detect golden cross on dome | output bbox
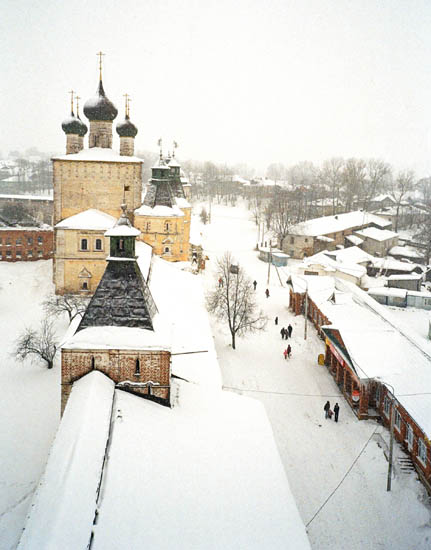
[69,90,75,114]
[75,95,81,116]
[97,51,105,80]
[123,93,130,117]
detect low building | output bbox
[0,194,53,225]
[0,226,53,262]
[354,227,398,257]
[387,273,422,292]
[389,245,425,264]
[284,211,391,259]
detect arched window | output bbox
[95,238,102,251]
[118,238,124,251]
[135,359,140,375]
[81,238,88,251]
[82,281,89,291]
[91,357,95,370]
[164,222,169,232]
[164,247,170,254]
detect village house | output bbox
[353,227,399,257]
[289,275,431,492]
[284,211,391,259]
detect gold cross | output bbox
[76,95,81,116]
[69,90,75,114]
[123,93,129,116]
[97,51,105,80]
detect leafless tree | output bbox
[200,206,209,224]
[362,159,391,211]
[391,170,415,232]
[14,318,58,369]
[206,252,267,349]
[43,294,89,323]
[270,191,292,249]
[342,158,367,211]
[319,158,344,215]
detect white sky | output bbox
[2,0,431,175]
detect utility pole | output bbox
[304,279,308,340]
[386,383,396,491]
[267,240,272,285]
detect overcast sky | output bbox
[2,0,431,175]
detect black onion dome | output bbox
[76,115,88,137]
[61,113,83,135]
[83,80,118,121]
[116,115,138,137]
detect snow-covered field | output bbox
[197,199,431,550]
[1,200,431,549]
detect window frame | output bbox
[418,438,427,465]
[94,238,103,251]
[383,395,391,417]
[80,238,88,251]
[394,409,401,431]
[406,423,413,450]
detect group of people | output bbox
[323,401,340,422]
[279,324,293,340]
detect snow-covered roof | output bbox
[387,273,422,281]
[345,234,363,245]
[55,209,116,230]
[290,211,391,237]
[136,240,152,280]
[327,246,374,265]
[19,373,310,550]
[355,227,398,242]
[0,193,53,201]
[318,279,431,436]
[62,323,170,351]
[371,194,395,203]
[104,224,140,237]
[134,204,185,217]
[175,197,191,208]
[52,147,143,164]
[389,246,423,259]
[370,257,420,273]
[367,287,407,298]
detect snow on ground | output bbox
[197,199,431,550]
[0,261,65,550]
[386,306,431,356]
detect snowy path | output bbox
[199,201,431,550]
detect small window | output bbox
[164,247,170,253]
[418,438,427,464]
[95,238,102,251]
[406,424,413,450]
[27,237,33,245]
[118,239,124,251]
[135,359,140,375]
[6,250,11,257]
[290,237,294,244]
[82,281,89,291]
[0,237,2,245]
[395,409,401,430]
[38,250,43,258]
[81,238,88,251]
[16,237,22,245]
[164,222,169,232]
[376,385,381,405]
[16,251,22,258]
[146,222,151,232]
[6,238,11,246]
[304,238,308,243]
[37,236,43,244]
[28,250,33,258]
[91,357,95,370]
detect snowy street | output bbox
[199,201,431,550]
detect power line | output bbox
[305,426,378,529]
[223,385,342,398]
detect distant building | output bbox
[353,227,399,257]
[0,226,53,262]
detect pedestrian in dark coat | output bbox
[280,327,286,339]
[253,280,257,290]
[265,288,270,298]
[287,324,293,338]
[287,344,292,358]
[324,400,330,419]
[334,403,340,422]
[275,316,278,325]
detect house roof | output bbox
[55,209,116,230]
[355,227,398,242]
[52,147,143,164]
[290,211,391,237]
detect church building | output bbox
[52,54,191,294]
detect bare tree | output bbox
[391,170,415,232]
[200,206,209,225]
[362,159,391,211]
[270,191,292,249]
[319,158,344,215]
[342,158,367,211]
[43,294,88,322]
[14,318,58,369]
[206,252,267,349]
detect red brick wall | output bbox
[61,348,171,413]
[0,228,53,262]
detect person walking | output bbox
[275,316,278,325]
[287,344,292,358]
[218,277,223,288]
[324,400,330,419]
[253,280,257,290]
[265,288,270,298]
[283,348,288,360]
[334,403,340,422]
[287,324,293,338]
[280,327,286,340]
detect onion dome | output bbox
[116,115,138,138]
[61,112,84,135]
[83,80,118,121]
